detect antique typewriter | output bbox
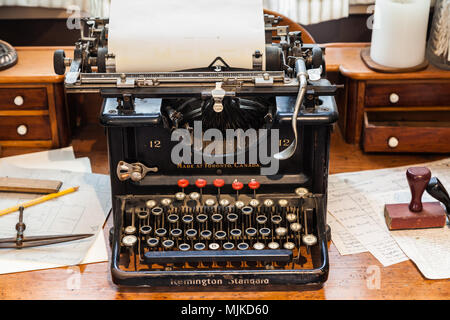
[54,13,338,290]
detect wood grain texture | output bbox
[0,87,48,110]
[0,115,52,140]
[0,124,448,300]
[0,177,62,194]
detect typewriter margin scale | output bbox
[54,15,338,291]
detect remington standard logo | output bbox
[171,121,280,175]
[169,278,270,287]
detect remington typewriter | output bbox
[54,8,338,290]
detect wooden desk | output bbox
[0,124,448,300]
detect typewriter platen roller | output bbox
[56,0,338,290]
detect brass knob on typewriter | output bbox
[286,213,297,223]
[295,187,309,198]
[161,198,172,207]
[146,200,157,209]
[290,222,302,232]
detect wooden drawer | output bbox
[365,81,450,108]
[0,87,48,110]
[0,116,52,140]
[363,111,450,153]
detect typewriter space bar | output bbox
[144,250,292,264]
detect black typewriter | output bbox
[54,14,338,291]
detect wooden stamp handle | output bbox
[407,167,431,212]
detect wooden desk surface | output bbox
[0,124,448,300]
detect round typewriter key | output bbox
[241,206,253,215]
[271,215,282,224]
[278,199,289,207]
[170,228,182,238]
[147,237,159,247]
[186,229,197,238]
[235,201,245,210]
[211,214,223,223]
[253,242,265,250]
[249,199,260,208]
[223,242,234,250]
[302,234,318,246]
[200,230,212,240]
[124,225,136,235]
[189,192,200,201]
[137,208,149,219]
[286,213,297,223]
[219,199,230,207]
[205,198,216,206]
[290,222,302,232]
[160,198,172,207]
[139,225,152,235]
[155,228,167,237]
[263,199,274,207]
[167,214,179,224]
[208,242,220,250]
[283,241,295,250]
[162,239,175,249]
[151,206,163,216]
[179,243,190,251]
[175,192,186,201]
[122,235,137,247]
[295,187,309,197]
[182,215,193,224]
[227,213,238,223]
[196,214,208,223]
[194,242,206,251]
[237,242,249,250]
[256,215,267,224]
[268,241,280,249]
[275,227,288,237]
[245,227,257,237]
[146,199,157,209]
[215,231,227,240]
[259,228,271,237]
[230,229,242,238]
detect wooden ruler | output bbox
[0,177,62,194]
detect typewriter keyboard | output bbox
[117,179,322,271]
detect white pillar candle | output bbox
[370,0,431,68]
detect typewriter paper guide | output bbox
[108,0,267,72]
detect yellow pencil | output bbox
[0,186,79,217]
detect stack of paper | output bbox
[328,158,450,279]
[0,147,111,274]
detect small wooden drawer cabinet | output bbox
[325,44,450,153]
[0,47,70,148]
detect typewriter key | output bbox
[290,222,302,232]
[211,214,223,223]
[155,228,167,237]
[302,234,317,246]
[160,198,172,207]
[223,242,234,250]
[208,243,220,250]
[170,228,182,238]
[275,227,288,237]
[237,242,249,250]
[271,215,283,225]
[232,179,244,200]
[200,230,212,240]
[186,229,197,238]
[295,187,309,197]
[241,206,253,215]
[286,213,297,223]
[283,241,295,250]
[278,199,288,207]
[249,199,260,208]
[139,225,152,235]
[179,243,190,251]
[245,227,257,237]
[268,241,280,249]
[147,237,159,248]
[167,214,179,224]
[263,199,274,207]
[253,242,265,250]
[194,242,206,251]
[151,207,163,216]
[196,214,208,223]
[230,229,242,238]
[182,215,193,224]
[226,213,238,223]
[175,192,186,201]
[122,235,137,247]
[256,215,267,225]
[259,228,271,237]
[215,231,227,240]
[146,200,157,209]
[189,192,200,201]
[219,199,230,207]
[124,226,136,235]
[162,239,175,249]
[137,208,149,220]
[205,198,216,206]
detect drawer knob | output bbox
[17,125,28,136]
[388,136,399,148]
[389,93,399,104]
[14,96,24,106]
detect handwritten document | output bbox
[327,214,367,255]
[328,158,450,278]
